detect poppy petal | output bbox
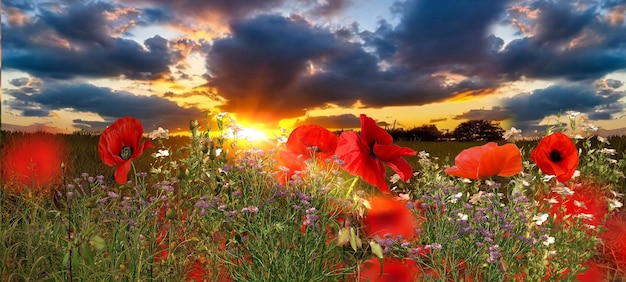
[358,158,389,193]
[359,257,420,282]
[360,114,393,146]
[530,132,578,182]
[114,160,132,184]
[364,196,420,240]
[457,143,496,168]
[372,144,416,182]
[445,142,522,180]
[132,140,153,159]
[286,124,338,159]
[444,166,481,180]
[336,131,390,193]
[386,157,414,182]
[445,143,497,180]
[373,143,418,161]
[98,134,118,166]
[479,143,522,178]
[106,130,125,162]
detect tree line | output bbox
[384,120,506,141]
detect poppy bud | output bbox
[177,164,187,180]
[208,140,218,160]
[189,120,199,131]
[166,208,177,220]
[202,140,211,155]
[85,198,98,209]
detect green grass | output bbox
[2,130,626,281]
[2,130,625,189]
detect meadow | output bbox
[1,114,626,281]
[2,130,625,189]
[2,131,516,185]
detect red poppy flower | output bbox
[530,132,578,182]
[543,261,606,282]
[363,196,421,240]
[359,257,420,282]
[276,124,338,183]
[98,117,153,184]
[186,260,206,282]
[599,211,626,271]
[444,142,522,180]
[286,124,338,161]
[1,133,66,193]
[575,261,606,282]
[547,183,608,228]
[336,114,416,194]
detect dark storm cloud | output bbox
[124,0,349,23]
[3,98,48,117]
[502,83,622,122]
[589,101,625,120]
[9,78,29,87]
[207,14,494,123]
[293,113,361,129]
[2,0,35,10]
[141,7,173,24]
[307,0,351,17]
[391,0,508,69]
[495,1,626,81]
[361,20,396,60]
[1,2,176,80]
[40,1,114,47]
[606,79,624,89]
[125,0,286,20]
[530,1,595,47]
[4,81,205,132]
[429,117,448,123]
[453,107,511,121]
[206,15,339,121]
[3,0,626,133]
[496,38,626,81]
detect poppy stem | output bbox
[346,177,359,197]
[131,161,137,185]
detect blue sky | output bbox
[2,0,626,135]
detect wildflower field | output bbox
[1,113,626,281]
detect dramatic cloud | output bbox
[207,14,494,123]
[2,0,626,133]
[4,80,204,132]
[496,1,626,81]
[206,15,339,122]
[2,2,176,80]
[292,114,361,129]
[429,117,448,123]
[391,0,508,69]
[124,0,349,28]
[502,83,624,123]
[453,107,511,121]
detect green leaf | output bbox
[81,242,94,266]
[337,227,350,246]
[89,235,106,250]
[369,241,384,259]
[72,248,79,270]
[349,227,358,251]
[62,252,69,267]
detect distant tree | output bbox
[387,128,411,141]
[452,120,505,141]
[408,125,442,141]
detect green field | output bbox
[2,130,626,281]
[2,130,626,190]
